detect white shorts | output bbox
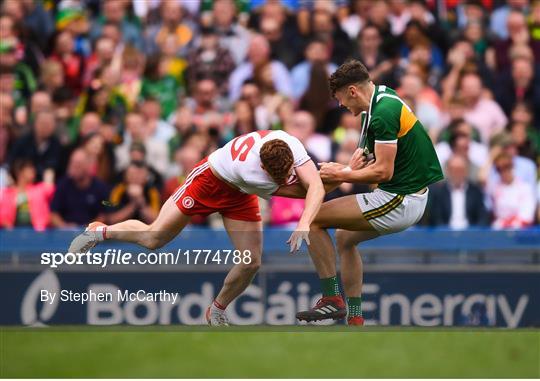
[356,188,429,235]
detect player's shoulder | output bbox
[372,86,404,111]
[371,86,406,121]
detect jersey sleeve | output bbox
[369,114,399,144]
[286,135,311,167]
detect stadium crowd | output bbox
[0,0,539,231]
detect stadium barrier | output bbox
[1,228,539,327]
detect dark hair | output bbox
[328,60,370,96]
[260,139,294,185]
[10,158,34,180]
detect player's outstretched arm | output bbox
[274,179,341,198]
[285,160,325,252]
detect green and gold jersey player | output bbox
[294,60,444,326]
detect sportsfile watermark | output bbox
[41,249,253,268]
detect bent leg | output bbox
[215,217,263,307]
[335,229,379,297]
[307,195,376,279]
[106,197,191,249]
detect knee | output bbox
[237,257,261,275]
[335,229,354,253]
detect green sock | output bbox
[347,297,362,317]
[320,276,340,297]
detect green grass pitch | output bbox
[1,326,538,378]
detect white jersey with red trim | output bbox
[208,130,311,199]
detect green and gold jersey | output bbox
[360,85,443,194]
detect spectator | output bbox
[8,110,61,181]
[162,144,203,200]
[211,0,251,65]
[355,24,398,87]
[140,55,182,120]
[185,77,232,134]
[83,36,116,88]
[489,152,536,229]
[257,1,303,69]
[80,132,115,184]
[144,1,195,57]
[0,92,14,162]
[495,52,540,126]
[238,80,273,130]
[253,62,288,129]
[291,37,338,101]
[50,30,85,94]
[107,161,160,225]
[435,119,488,179]
[298,61,337,133]
[230,100,257,138]
[89,0,142,50]
[458,72,508,144]
[0,159,55,231]
[310,7,352,65]
[398,73,443,139]
[484,133,537,196]
[186,27,236,96]
[39,60,66,97]
[428,155,490,229]
[140,98,175,144]
[494,10,540,70]
[490,0,529,40]
[340,0,371,39]
[285,110,335,163]
[509,121,540,161]
[115,112,169,178]
[228,34,293,102]
[50,149,109,227]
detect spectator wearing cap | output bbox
[488,152,536,229]
[0,159,55,231]
[50,148,110,227]
[187,27,236,96]
[428,155,490,229]
[229,34,292,102]
[107,161,160,225]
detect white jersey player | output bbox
[68,130,325,326]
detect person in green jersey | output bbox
[295,60,444,325]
